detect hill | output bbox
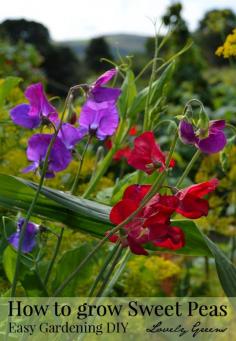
[60,34,149,58]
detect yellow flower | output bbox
[122,255,182,296]
[216,28,236,58]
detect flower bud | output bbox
[68,112,77,125]
[197,110,209,138]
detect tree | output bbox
[85,37,113,72]
[145,3,209,103]
[0,19,83,95]
[196,9,236,65]
[43,45,84,95]
[0,19,51,55]
[162,2,189,46]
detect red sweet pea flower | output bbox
[113,146,132,161]
[144,194,179,216]
[128,132,174,174]
[176,178,219,219]
[153,226,185,250]
[108,184,185,255]
[143,201,184,251]
[106,178,218,254]
[129,126,138,136]
[123,184,151,202]
[109,198,149,255]
[104,138,112,150]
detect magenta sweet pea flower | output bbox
[90,69,121,103]
[10,83,58,129]
[58,123,84,150]
[78,100,119,140]
[179,119,227,154]
[23,134,72,178]
[8,218,39,253]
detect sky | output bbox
[0,0,236,41]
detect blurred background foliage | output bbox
[0,2,236,297]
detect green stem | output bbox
[71,136,91,195]
[82,147,116,198]
[176,149,201,188]
[97,244,123,297]
[231,236,236,262]
[135,57,164,82]
[204,256,209,281]
[44,228,64,285]
[226,123,236,136]
[102,249,131,297]
[35,265,49,296]
[154,119,177,131]
[10,85,80,297]
[11,173,46,297]
[143,31,159,132]
[166,128,178,167]
[88,243,120,297]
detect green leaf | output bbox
[129,61,175,116]
[0,217,16,260]
[52,243,95,296]
[2,216,16,240]
[203,235,236,297]
[118,70,137,116]
[111,171,138,205]
[0,174,112,237]
[2,246,17,283]
[0,76,22,107]
[96,187,114,205]
[20,272,48,297]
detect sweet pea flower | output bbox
[104,139,132,161]
[179,119,227,154]
[109,196,174,255]
[58,123,83,150]
[10,83,58,129]
[113,146,132,161]
[8,218,39,253]
[128,132,175,174]
[107,184,185,255]
[176,178,219,219]
[90,69,121,103]
[23,134,72,178]
[153,226,185,251]
[78,100,119,140]
[129,125,138,136]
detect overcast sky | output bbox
[1,0,236,41]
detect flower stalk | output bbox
[88,243,120,297]
[176,149,201,188]
[10,85,80,297]
[71,135,92,195]
[96,244,123,297]
[44,227,64,285]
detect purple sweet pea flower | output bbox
[8,218,39,253]
[90,69,121,103]
[23,134,72,177]
[78,100,119,140]
[58,123,84,150]
[179,119,227,154]
[10,83,58,129]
